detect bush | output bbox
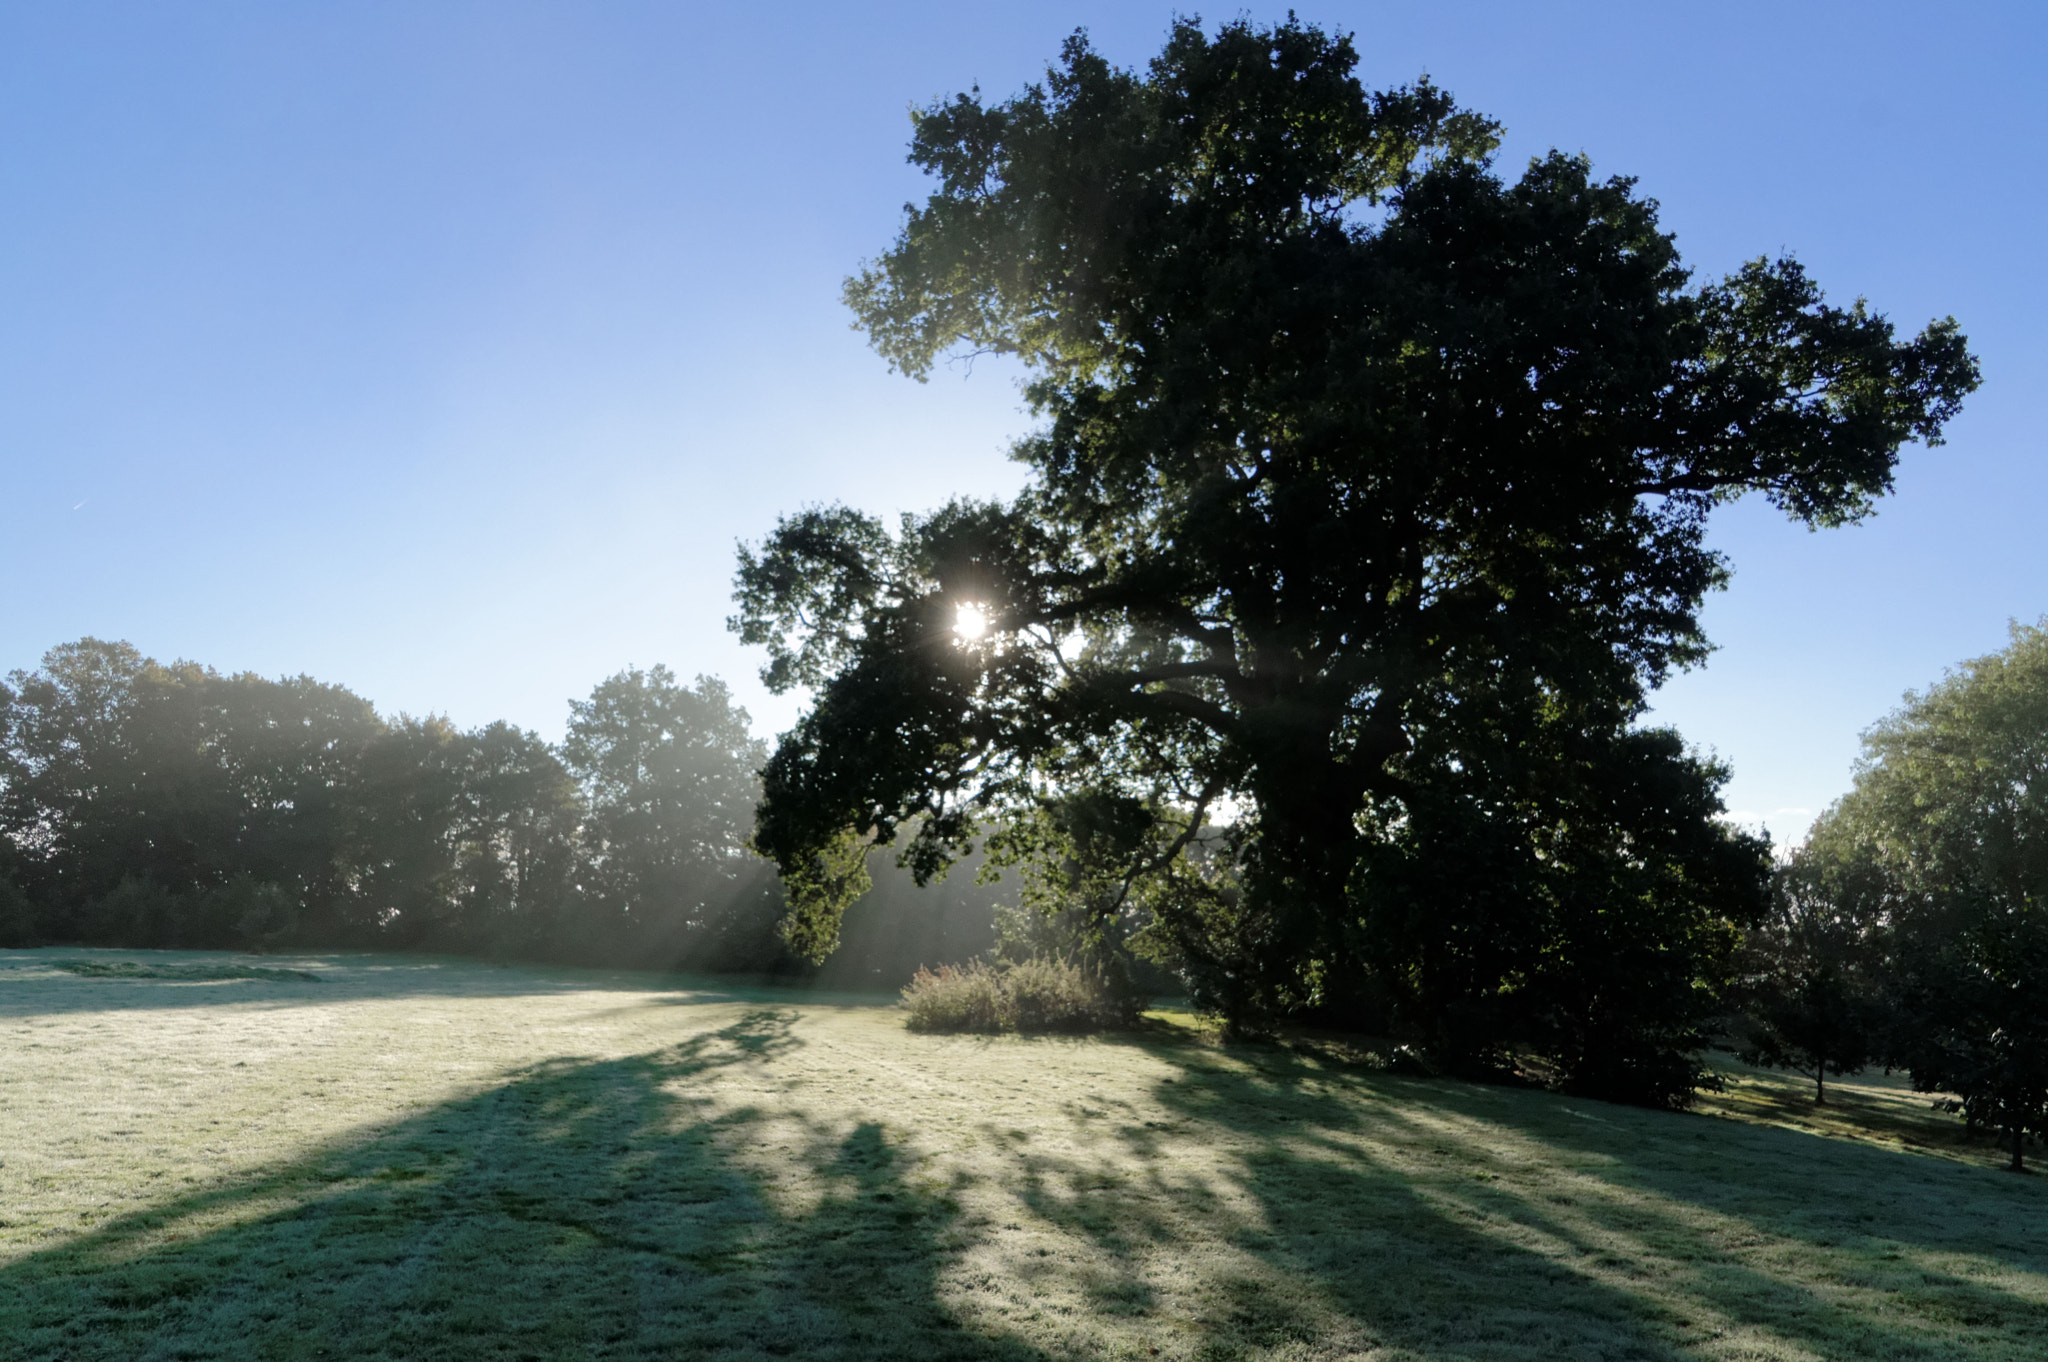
[901,960,1005,1032]
[901,956,1146,1034]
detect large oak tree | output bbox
[731,19,1977,1101]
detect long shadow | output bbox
[1699,1056,2033,1165]
[1457,1075,2048,1357]
[14,1004,2048,1360]
[995,1033,1694,1360]
[1077,1029,2048,1360]
[0,1010,1044,1362]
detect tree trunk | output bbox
[2010,1123,2026,1174]
[1225,756,1364,1024]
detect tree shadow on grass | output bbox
[1454,1079,2048,1358]
[15,1008,2048,1362]
[991,1036,1694,1360]
[1067,1030,2048,1360]
[1695,1055,2038,1167]
[0,1010,1042,1362]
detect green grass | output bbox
[1,949,2043,1360]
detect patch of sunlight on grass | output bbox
[1694,1053,2014,1169]
[2,947,2045,1360]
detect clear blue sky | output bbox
[3,2,2041,845]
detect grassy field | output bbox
[1,950,2043,1361]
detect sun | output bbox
[954,601,990,642]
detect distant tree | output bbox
[1734,843,1889,1103]
[0,639,803,971]
[343,715,467,947]
[0,638,167,917]
[0,639,493,950]
[448,721,584,953]
[0,640,395,945]
[562,667,776,965]
[199,669,388,928]
[0,796,37,947]
[1803,621,2048,1170]
[731,18,1976,1102]
[0,674,19,946]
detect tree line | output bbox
[0,637,1009,981]
[1737,622,2048,1170]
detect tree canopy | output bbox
[1797,622,2048,1169]
[731,18,1978,1102]
[1733,853,1888,1104]
[562,667,780,963]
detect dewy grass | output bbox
[1,949,2044,1361]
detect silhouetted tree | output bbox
[0,640,394,945]
[341,715,468,947]
[731,17,1977,1103]
[0,643,571,956]
[199,669,388,930]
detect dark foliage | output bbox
[1733,847,1889,1104]
[730,18,1975,1104]
[1794,622,2048,1169]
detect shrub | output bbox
[901,960,1005,1032]
[901,956,1146,1034]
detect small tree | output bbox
[984,791,1203,1006]
[1735,846,1887,1102]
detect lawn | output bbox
[1,949,2042,1361]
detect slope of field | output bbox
[1,949,2042,1361]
